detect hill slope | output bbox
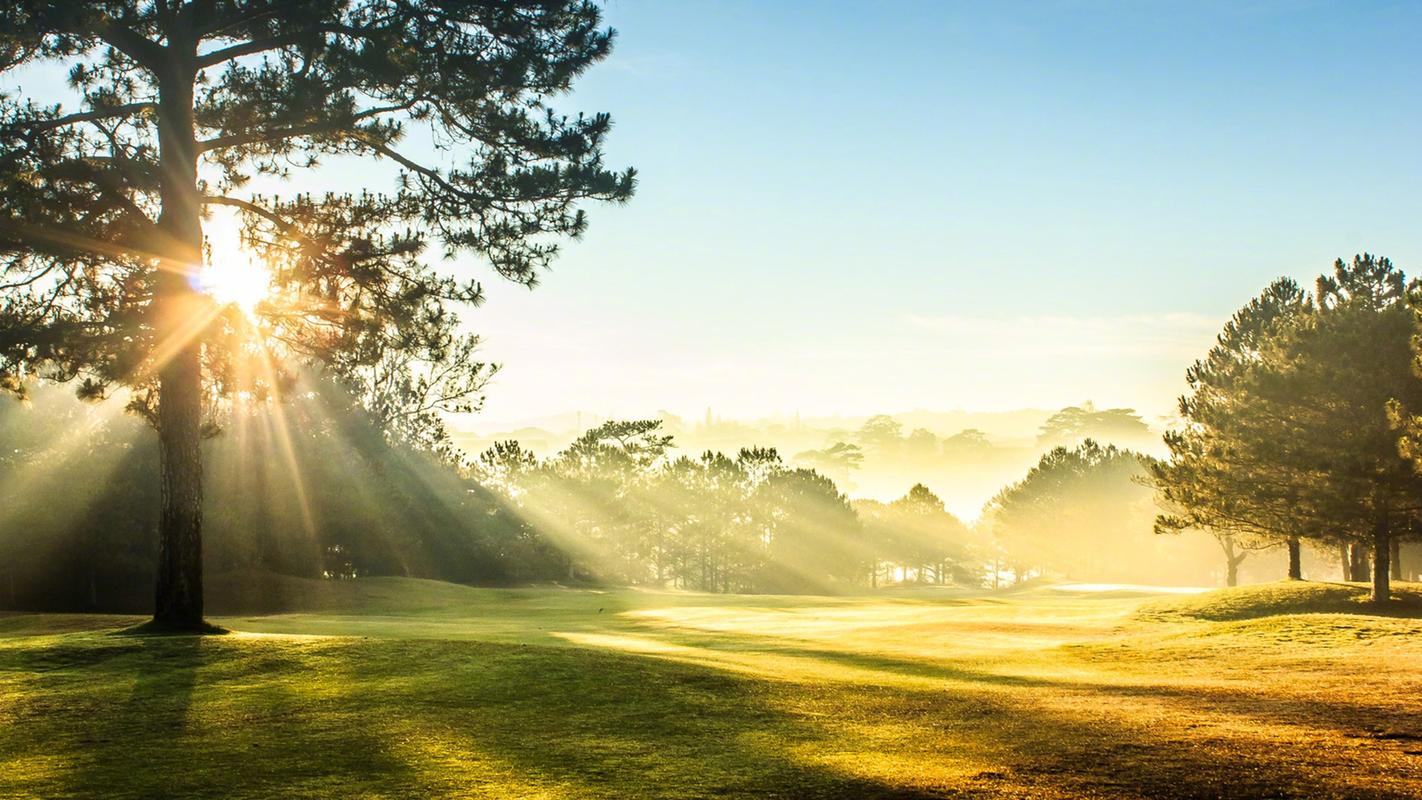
[1136,580,1422,622]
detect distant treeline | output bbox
[472,425,1237,593]
[3,387,1234,611]
[462,403,1163,519]
[4,388,1395,612]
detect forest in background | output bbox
[9,380,1407,612]
[451,403,1164,520]
[3,386,1203,610]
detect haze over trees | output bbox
[476,421,871,593]
[854,484,975,587]
[4,389,1263,613]
[0,1,634,629]
[1036,404,1154,450]
[983,440,1218,585]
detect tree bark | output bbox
[1339,543,1350,580]
[1286,537,1302,580]
[1371,519,1391,604]
[1347,541,1370,583]
[151,44,207,631]
[1218,535,1242,587]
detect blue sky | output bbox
[460,0,1421,429]
[8,1,1420,430]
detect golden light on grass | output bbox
[7,581,1422,797]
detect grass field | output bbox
[3,579,1422,799]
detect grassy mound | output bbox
[1136,580,1422,622]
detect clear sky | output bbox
[7,2,1419,432]
[458,0,1422,430]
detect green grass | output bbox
[1136,579,1422,622]
[4,577,1422,798]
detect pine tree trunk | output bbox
[151,50,207,631]
[1390,537,1402,582]
[1339,543,1350,580]
[1371,520,1391,604]
[1219,535,1241,587]
[1348,541,1369,583]
[1286,537,1302,580]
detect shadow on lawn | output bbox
[65,636,204,796]
[7,620,1422,799]
[334,637,956,798]
[3,635,422,799]
[623,624,1422,743]
[331,635,1420,800]
[7,632,945,798]
[542,620,1422,799]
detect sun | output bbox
[199,250,273,316]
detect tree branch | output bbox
[0,220,163,266]
[196,98,430,154]
[93,19,165,71]
[8,102,157,135]
[197,120,345,153]
[201,195,300,237]
[195,23,369,69]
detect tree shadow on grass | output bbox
[318,634,1418,800]
[1,633,423,799]
[698,633,1422,750]
[7,619,1422,799]
[612,610,1422,740]
[329,637,965,798]
[511,623,1422,799]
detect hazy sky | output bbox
[9,1,1421,431]
[456,0,1422,430]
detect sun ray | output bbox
[0,392,131,502]
[254,348,319,544]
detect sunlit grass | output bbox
[3,580,1422,798]
[1137,580,1422,622]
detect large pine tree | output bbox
[1155,256,1422,601]
[1152,278,1313,581]
[0,1,634,629]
